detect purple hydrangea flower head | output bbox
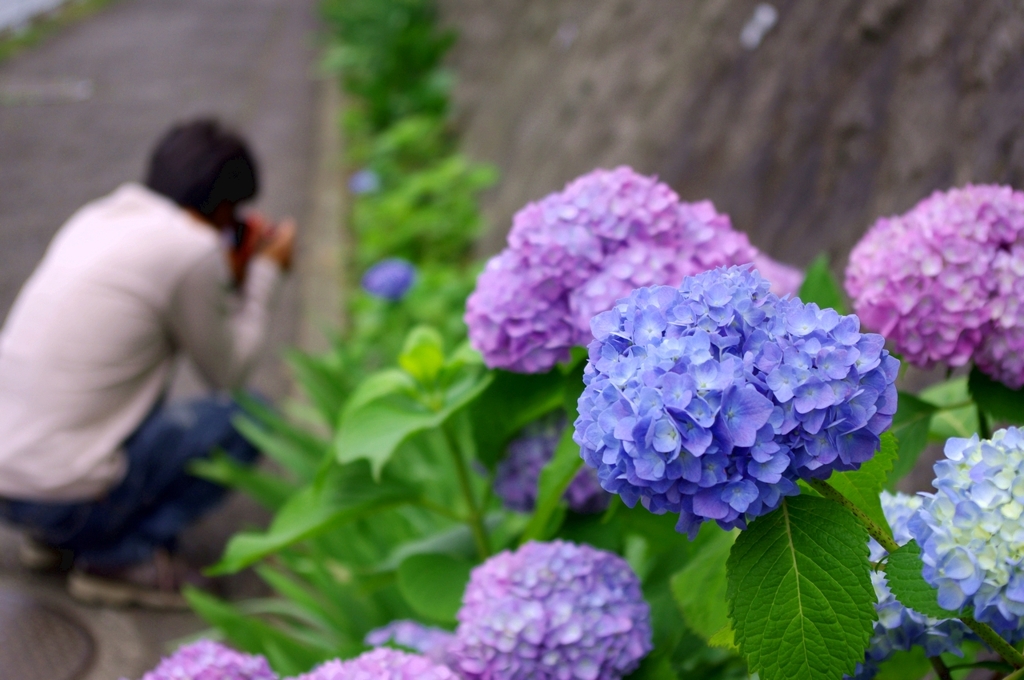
[494,412,610,514]
[846,184,1024,387]
[465,166,802,374]
[292,649,457,680]
[907,427,1024,633]
[449,540,652,680]
[133,640,276,680]
[844,492,971,680]
[574,266,899,537]
[362,258,416,301]
[364,620,455,662]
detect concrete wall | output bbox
[0,0,69,32]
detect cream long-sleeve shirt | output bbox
[0,183,281,501]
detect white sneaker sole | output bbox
[67,570,189,610]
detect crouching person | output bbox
[0,119,295,608]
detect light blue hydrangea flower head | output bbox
[361,258,416,301]
[494,412,609,514]
[845,492,970,680]
[908,427,1024,633]
[448,540,652,680]
[132,640,276,680]
[292,648,458,680]
[574,266,899,537]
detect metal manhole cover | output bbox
[0,587,94,680]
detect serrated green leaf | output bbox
[888,393,938,488]
[671,528,736,640]
[727,495,875,680]
[798,254,847,314]
[885,540,959,619]
[708,625,739,652]
[968,365,1024,425]
[397,552,473,623]
[826,431,898,534]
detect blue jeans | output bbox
[0,396,259,567]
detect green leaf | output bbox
[888,393,938,488]
[397,552,473,623]
[335,370,493,478]
[671,528,736,641]
[233,415,321,481]
[969,366,1024,425]
[873,647,931,680]
[398,326,446,384]
[184,587,329,675]
[342,368,416,419]
[468,368,566,468]
[189,452,295,510]
[827,430,898,534]
[708,625,739,652]
[726,495,876,680]
[798,254,847,314]
[520,423,583,543]
[885,540,959,619]
[209,461,417,574]
[921,377,978,440]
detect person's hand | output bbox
[258,217,296,272]
[227,211,270,286]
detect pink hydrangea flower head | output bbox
[449,540,652,680]
[134,640,276,680]
[846,184,1024,386]
[466,166,800,373]
[291,648,458,680]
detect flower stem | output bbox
[961,616,1024,670]
[1004,666,1024,680]
[806,479,899,553]
[442,424,491,560]
[928,656,953,680]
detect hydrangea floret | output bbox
[465,166,802,373]
[494,412,609,514]
[365,620,455,661]
[361,258,416,301]
[574,266,899,537]
[846,184,1024,387]
[131,640,277,680]
[448,540,652,680]
[846,492,970,680]
[908,427,1024,633]
[292,649,457,680]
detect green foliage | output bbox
[727,496,876,680]
[798,254,847,314]
[826,431,898,534]
[671,528,736,641]
[397,553,473,623]
[873,648,931,680]
[885,540,960,619]
[968,365,1024,426]
[920,376,978,440]
[888,393,937,488]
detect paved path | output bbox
[0,0,322,677]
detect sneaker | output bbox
[67,549,210,609]
[18,535,70,571]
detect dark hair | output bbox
[145,119,259,216]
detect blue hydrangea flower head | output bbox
[133,640,276,680]
[292,649,457,680]
[845,492,971,680]
[348,168,381,195]
[494,412,609,514]
[908,427,1024,633]
[574,266,899,537]
[449,540,652,680]
[362,258,416,301]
